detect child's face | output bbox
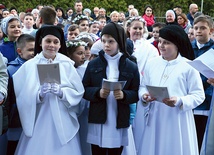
[69,46,85,68]
[67,29,80,41]
[119,13,125,21]
[129,21,144,42]
[152,27,160,41]
[10,9,17,15]
[89,23,99,34]
[0,29,3,39]
[101,34,119,57]
[23,15,34,29]
[98,19,106,30]
[193,21,212,44]
[188,28,195,42]
[7,20,22,40]
[158,37,178,61]
[18,41,35,60]
[85,47,91,60]
[111,14,119,22]
[41,35,61,60]
[79,20,89,32]
[2,10,9,18]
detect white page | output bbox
[102,79,126,91]
[146,85,170,102]
[187,48,214,78]
[37,63,61,85]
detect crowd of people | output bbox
[0,0,214,155]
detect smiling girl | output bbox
[13,25,84,155]
[136,25,204,155]
[0,16,22,63]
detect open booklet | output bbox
[146,85,170,102]
[102,79,126,91]
[37,63,61,85]
[187,48,214,78]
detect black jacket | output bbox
[83,51,140,128]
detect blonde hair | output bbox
[129,8,139,17]
[110,11,119,18]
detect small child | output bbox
[13,25,84,155]
[137,24,204,155]
[109,11,119,23]
[72,14,90,33]
[89,21,100,36]
[22,13,35,34]
[151,22,166,55]
[187,26,195,42]
[0,28,6,45]
[67,24,80,41]
[6,34,35,155]
[125,16,159,154]
[82,22,140,155]
[125,16,159,75]
[75,32,97,62]
[96,15,106,37]
[66,39,91,155]
[0,16,22,63]
[66,39,87,69]
[192,15,214,152]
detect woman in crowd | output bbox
[177,13,192,33]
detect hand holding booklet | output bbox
[37,63,61,85]
[102,79,126,91]
[187,48,214,78]
[146,85,170,102]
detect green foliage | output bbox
[1,0,214,18]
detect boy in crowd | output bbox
[6,34,35,155]
[22,13,35,34]
[191,15,214,152]
[67,24,80,41]
[96,15,106,37]
[151,22,166,55]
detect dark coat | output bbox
[83,50,140,128]
[192,39,214,110]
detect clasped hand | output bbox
[100,88,124,100]
[142,93,177,107]
[39,83,62,99]
[162,97,177,107]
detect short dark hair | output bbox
[96,15,106,20]
[16,34,35,49]
[24,12,34,19]
[75,0,82,4]
[68,24,79,31]
[9,6,17,12]
[39,6,56,25]
[152,22,166,29]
